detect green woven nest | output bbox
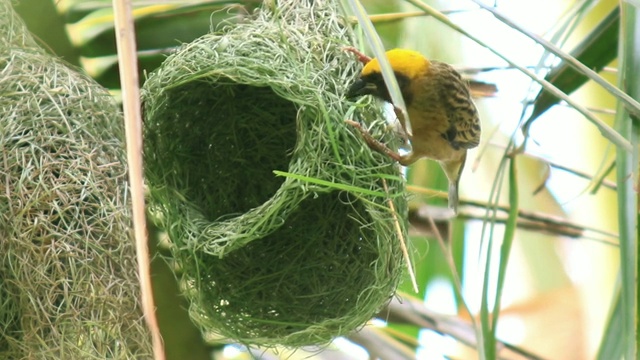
[0,1,152,358]
[143,1,408,347]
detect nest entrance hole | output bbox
[193,190,380,341]
[156,80,298,221]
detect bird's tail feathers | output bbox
[448,180,459,214]
[440,152,467,214]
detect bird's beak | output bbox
[346,79,377,99]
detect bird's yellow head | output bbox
[346,48,430,103]
[361,49,430,80]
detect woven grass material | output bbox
[143,0,408,348]
[0,1,152,358]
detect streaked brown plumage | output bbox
[346,48,481,213]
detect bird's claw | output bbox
[343,46,371,64]
[345,119,404,163]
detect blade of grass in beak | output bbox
[345,0,412,137]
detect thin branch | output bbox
[348,9,465,25]
[348,326,416,360]
[378,295,546,360]
[407,201,619,246]
[111,0,164,358]
[590,158,616,194]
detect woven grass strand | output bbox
[143,0,408,348]
[0,1,153,358]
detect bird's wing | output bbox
[435,62,481,150]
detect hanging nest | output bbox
[143,0,408,347]
[0,1,152,358]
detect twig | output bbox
[405,196,619,245]
[111,0,164,358]
[347,9,464,25]
[590,158,616,194]
[348,326,416,360]
[379,295,547,360]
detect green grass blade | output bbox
[344,0,412,136]
[490,158,519,338]
[527,6,619,122]
[469,3,639,124]
[596,290,624,360]
[610,2,640,359]
[478,156,510,359]
[273,170,397,198]
[479,156,518,359]
[545,0,599,48]
[479,240,494,360]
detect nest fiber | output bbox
[143,0,408,347]
[0,1,152,358]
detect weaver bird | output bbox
[345,48,481,213]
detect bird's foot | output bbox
[345,119,404,163]
[391,106,411,141]
[343,46,371,64]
